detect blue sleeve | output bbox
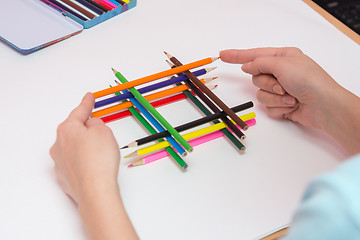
[281,154,360,240]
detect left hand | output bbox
[50,92,120,204]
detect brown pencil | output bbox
[165,52,249,131]
[59,0,97,19]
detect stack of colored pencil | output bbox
[41,0,131,21]
[91,53,255,169]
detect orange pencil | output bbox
[93,57,218,98]
[92,79,212,118]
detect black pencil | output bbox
[114,0,126,5]
[165,52,249,131]
[74,0,105,15]
[84,0,109,12]
[121,101,253,148]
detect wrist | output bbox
[318,84,360,155]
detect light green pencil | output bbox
[112,68,193,153]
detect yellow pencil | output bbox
[125,112,256,158]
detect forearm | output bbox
[321,85,360,156]
[78,182,139,240]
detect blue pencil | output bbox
[107,0,120,6]
[95,67,215,108]
[119,84,187,157]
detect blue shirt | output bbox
[281,154,360,240]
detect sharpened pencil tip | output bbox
[205,67,217,73]
[166,59,174,67]
[128,164,133,167]
[164,51,173,59]
[112,68,118,74]
[120,146,128,149]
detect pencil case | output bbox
[0,0,137,54]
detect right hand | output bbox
[220,47,342,130]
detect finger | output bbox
[257,90,298,107]
[85,117,105,128]
[252,74,285,95]
[66,92,95,123]
[265,106,299,118]
[220,47,302,64]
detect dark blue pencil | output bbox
[94,68,215,108]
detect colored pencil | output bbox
[91,0,115,10]
[93,56,218,98]
[165,57,246,142]
[101,93,189,123]
[114,0,126,4]
[113,88,188,169]
[45,0,89,21]
[92,78,212,118]
[113,69,193,152]
[167,60,246,152]
[122,101,253,149]
[94,68,216,108]
[107,0,121,6]
[115,81,187,157]
[85,0,109,12]
[74,0,105,14]
[128,118,256,167]
[165,52,249,131]
[125,112,255,158]
[59,0,97,18]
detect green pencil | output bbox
[112,86,188,169]
[112,68,193,153]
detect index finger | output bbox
[66,92,95,123]
[220,47,302,64]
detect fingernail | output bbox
[272,85,285,95]
[282,95,296,105]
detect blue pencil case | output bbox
[0,0,137,54]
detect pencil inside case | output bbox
[40,0,137,28]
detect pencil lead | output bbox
[205,67,217,73]
[120,145,128,149]
[128,164,134,167]
[112,68,118,74]
[122,141,138,148]
[211,57,220,62]
[164,51,173,59]
[114,79,120,85]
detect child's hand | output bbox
[220,47,340,130]
[50,92,120,204]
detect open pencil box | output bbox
[0,0,137,54]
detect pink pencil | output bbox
[128,118,256,167]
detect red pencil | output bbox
[100,93,190,123]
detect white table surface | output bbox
[1,0,359,239]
